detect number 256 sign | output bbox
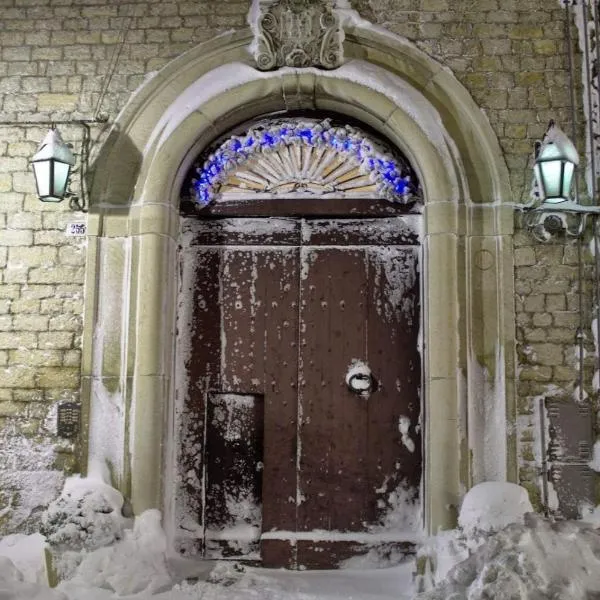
[65,222,87,236]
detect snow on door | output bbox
[177,215,421,568]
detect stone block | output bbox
[32,47,63,61]
[4,267,28,284]
[37,93,79,111]
[546,328,577,344]
[0,158,27,173]
[36,367,79,389]
[514,280,532,295]
[0,174,12,193]
[58,245,85,266]
[48,314,81,332]
[0,229,32,247]
[40,299,64,314]
[523,294,544,312]
[4,94,37,112]
[10,299,40,314]
[0,365,35,388]
[2,47,31,62]
[532,343,564,366]
[553,312,580,329]
[8,246,56,267]
[0,401,27,417]
[515,266,547,281]
[10,349,63,367]
[38,332,73,350]
[19,285,55,300]
[546,294,566,312]
[553,365,579,381]
[533,39,557,55]
[522,328,546,342]
[62,350,81,367]
[6,212,42,230]
[510,25,544,40]
[519,366,552,381]
[33,231,67,246]
[0,285,19,300]
[12,173,37,194]
[28,266,84,285]
[13,315,49,332]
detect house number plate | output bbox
[65,222,87,236]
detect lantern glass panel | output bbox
[52,161,71,198]
[32,160,51,198]
[562,161,575,199]
[540,159,564,202]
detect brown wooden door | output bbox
[180,216,421,568]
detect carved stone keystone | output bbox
[254,0,343,70]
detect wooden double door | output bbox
[180,214,421,568]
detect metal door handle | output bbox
[347,372,374,394]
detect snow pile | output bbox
[418,514,600,600]
[62,509,172,597]
[0,555,66,600]
[418,483,532,588]
[418,483,600,600]
[40,474,131,578]
[0,533,47,584]
[458,481,533,536]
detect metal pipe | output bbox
[539,396,549,517]
[582,1,597,203]
[566,0,580,200]
[0,118,108,126]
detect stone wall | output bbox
[0,0,590,531]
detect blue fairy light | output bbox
[192,120,419,206]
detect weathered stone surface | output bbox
[0,0,591,534]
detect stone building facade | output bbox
[0,0,596,559]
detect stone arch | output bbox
[82,26,515,538]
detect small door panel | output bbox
[204,393,264,559]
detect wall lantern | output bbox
[31,128,76,202]
[522,121,600,240]
[534,121,579,205]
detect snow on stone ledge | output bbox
[458,482,533,536]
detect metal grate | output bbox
[57,402,80,438]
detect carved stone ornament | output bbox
[254,0,343,70]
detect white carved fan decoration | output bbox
[189,119,420,206]
[219,144,378,200]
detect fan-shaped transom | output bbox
[187,119,421,207]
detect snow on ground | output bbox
[417,515,600,600]
[3,481,600,600]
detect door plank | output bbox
[260,248,300,539]
[365,246,421,528]
[298,248,370,532]
[175,248,221,556]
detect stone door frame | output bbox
[82,27,515,538]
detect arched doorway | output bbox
[175,117,423,568]
[83,24,514,569]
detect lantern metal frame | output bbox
[519,121,600,241]
[31,128,76,203]
[0,117,107,212]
